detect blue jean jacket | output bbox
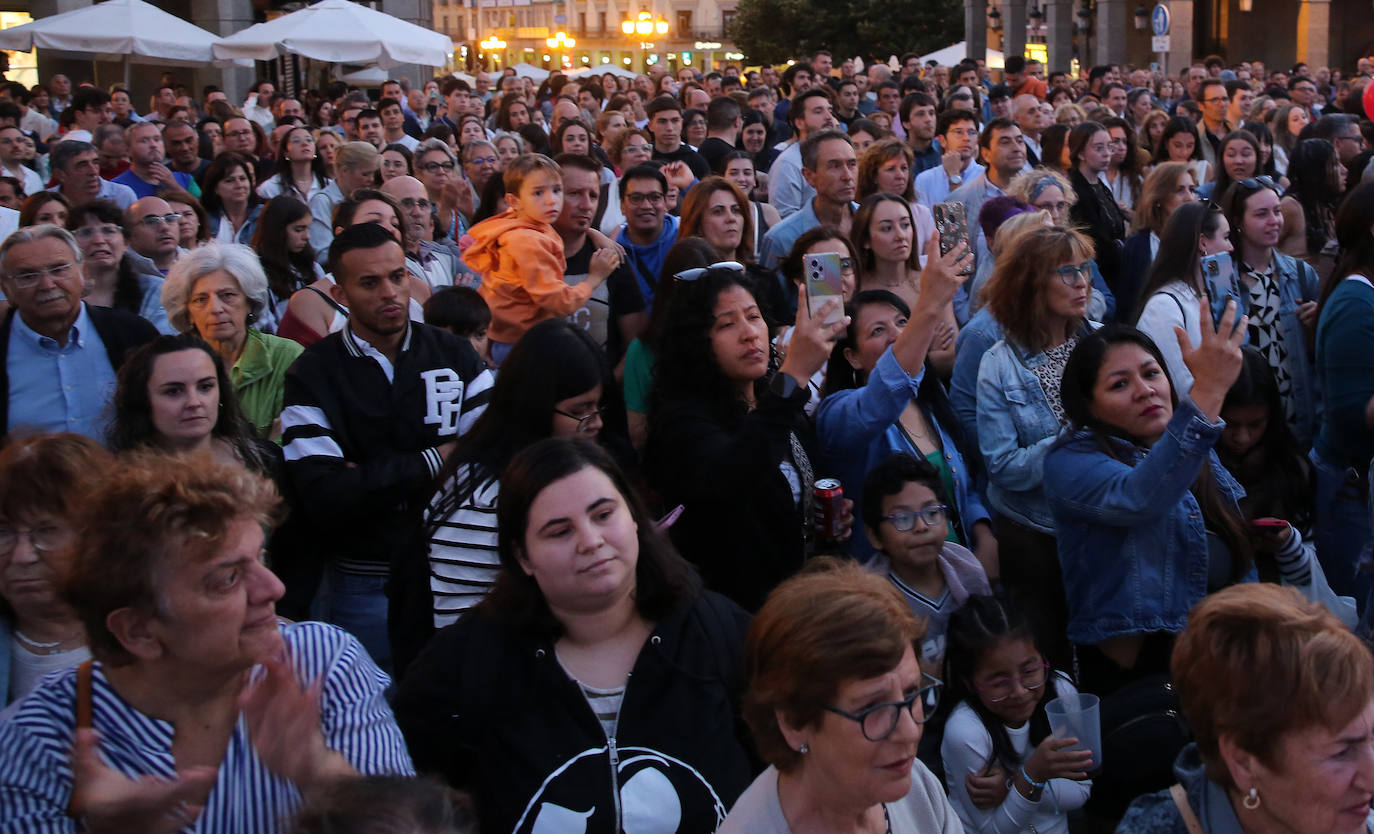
[1215,252,1321,446]
[1044,399,1249,645]
[975,335,1082,531]
[816,347,991,561]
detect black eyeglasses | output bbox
[553,404,604,432]
[674,261,746,281]
[823,674,943,742]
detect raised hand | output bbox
[778,283,848,386]
[238,652,355,791]
[1176,295,1247,421]
[71,728,217,834]
[915,229,971,313]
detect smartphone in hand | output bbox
[805,251,846,326]
[933,201,974,276]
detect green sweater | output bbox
[233,327,304,439]
[1314,275,1374,468]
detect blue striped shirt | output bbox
[0,621,414,833]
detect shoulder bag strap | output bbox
[1169,783,1205,834]
[66,659,95,819]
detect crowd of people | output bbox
[0,46,1372,833]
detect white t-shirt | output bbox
[941,674,1092,834]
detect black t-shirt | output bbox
[653,144,711,180]
[697,136,737,175]
[563,238,645,362]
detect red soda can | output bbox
[814,479,844,544]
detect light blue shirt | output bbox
[49,179,137,211]
[759,197,858,271]
[6,303,117,441]
[915,160,985,211]
[766,141,813,220]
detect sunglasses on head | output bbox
[674,261,746,282]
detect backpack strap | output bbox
[1169,784,1205,834]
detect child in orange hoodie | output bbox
[462,154,607,363]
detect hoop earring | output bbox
[1243,788,1261,810]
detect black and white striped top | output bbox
[0,621,414,833]
[427,465,503,628]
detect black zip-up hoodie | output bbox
[392,591,758,833]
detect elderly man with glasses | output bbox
[0,225,156,441]
[380,175,471,290]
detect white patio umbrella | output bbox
[492,62,551,82]
[567,64,640,80]
[0,0,240,87]
[916,42,1005,71]
[214,0,454,70]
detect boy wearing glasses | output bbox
[464,154,610,365]
[862,452,990,669]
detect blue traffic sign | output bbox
[1151,3,1170,36]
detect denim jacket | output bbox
[1044,399,1248,645]
[1219,251,1321,446]
[817,347,991,561]
[975,329,1099,532]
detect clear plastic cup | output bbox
[1045,693,1102,770]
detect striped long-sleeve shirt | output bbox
[426,466,502,628]
[0,621,414,834]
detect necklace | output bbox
[15,629,81,655]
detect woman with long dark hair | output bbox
[389,319,630,673]
[1279,137,1346,282]
[202,152,263,245]
[257,126,330,204]
[1196,129,1263,202]
[1046,319,1252,695]
[1067,121,1126,293]
[394,437,755,834]
[251,196,324,326]
[644,264,850,610]
[107,332,275,475]
[1133,201,1234,392]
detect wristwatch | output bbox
[948,173,963,186]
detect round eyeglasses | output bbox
[823,674,942,742]
[974,662,1050,703]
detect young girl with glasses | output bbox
[940,592,1093,834]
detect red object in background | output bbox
[1364,81,1374,122]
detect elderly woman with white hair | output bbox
[161,243,304,438]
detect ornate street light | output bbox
[546,30,575,69]
[621,10,669,72]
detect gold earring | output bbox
[1243,788,1261,810]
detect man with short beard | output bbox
[163,120,211,184]
[113,122,198,199]
[613,164,677,310]
[553,153,642,359]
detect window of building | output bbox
[720,9,735,33]
[676,10,692,34]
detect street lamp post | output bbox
[480,35,507,71]
[546,30,575,71]
[621,10,669,74]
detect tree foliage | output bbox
[729,0,963,66]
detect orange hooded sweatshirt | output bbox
[463,210,587,344]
